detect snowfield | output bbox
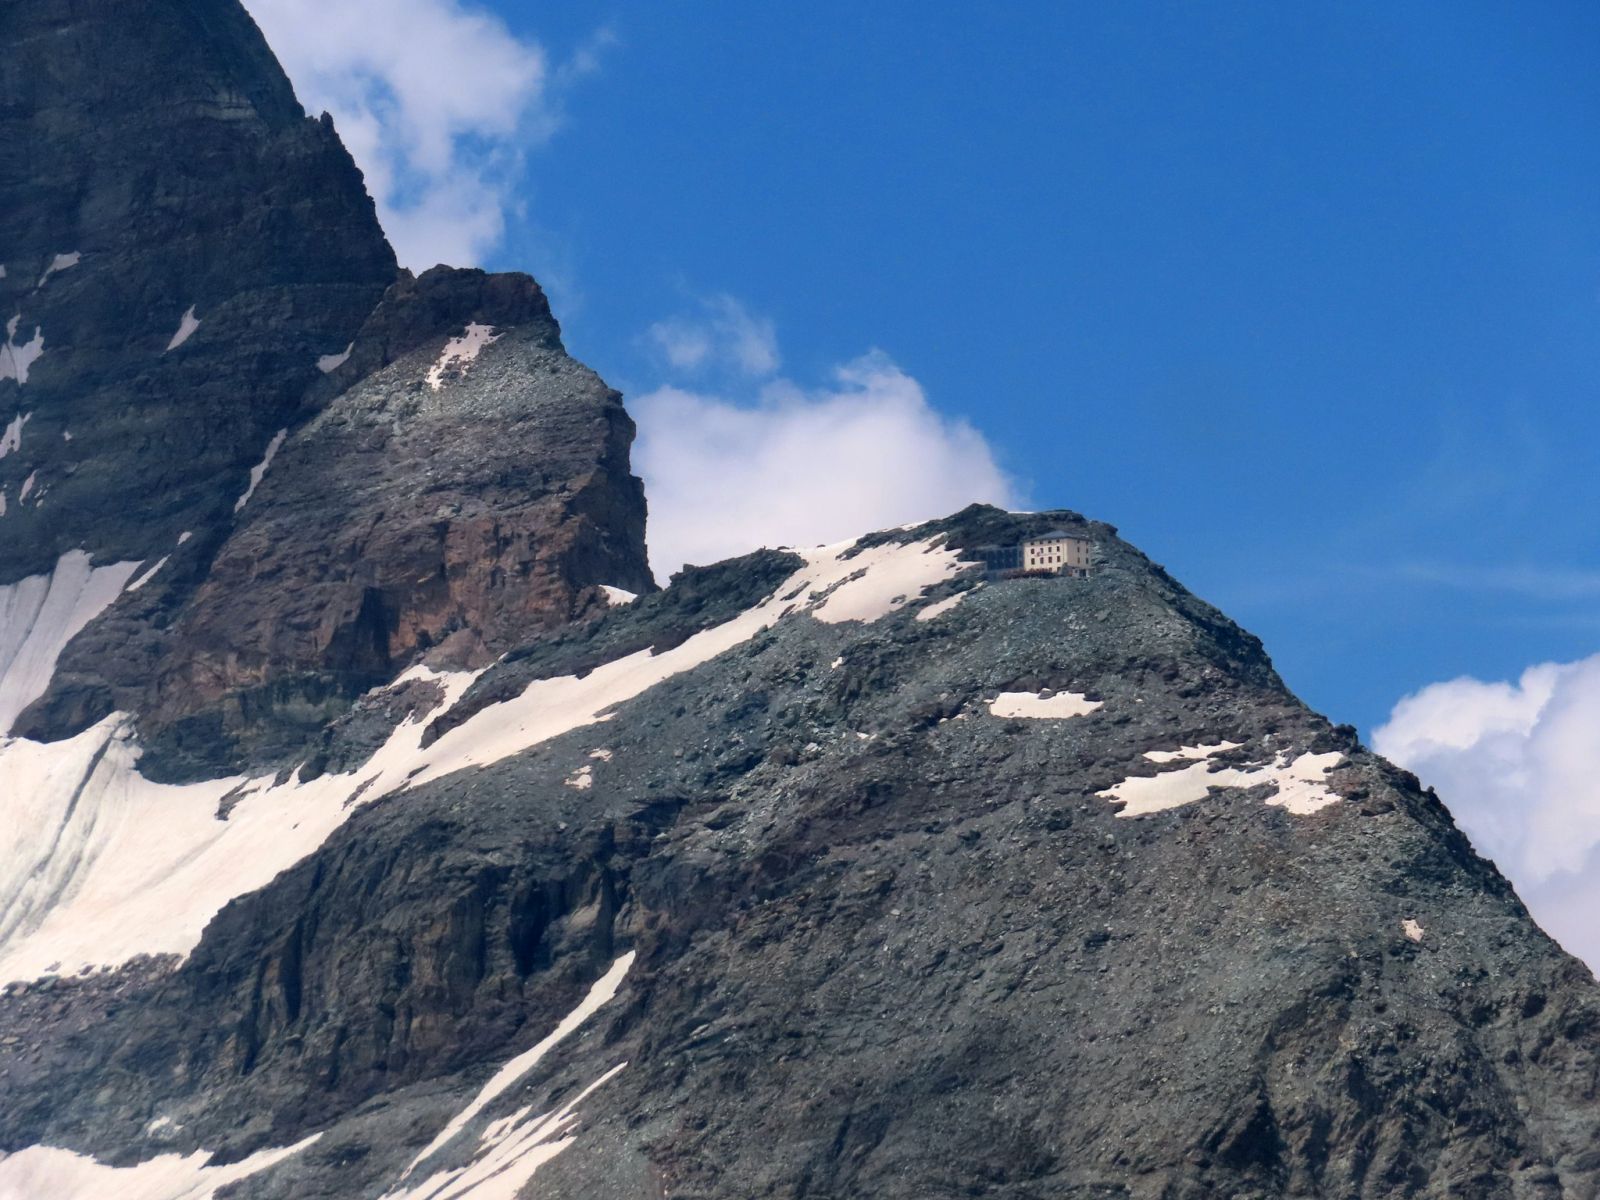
[0,666,477,983]
[0,1134,322,1200]
[0,537,967,984]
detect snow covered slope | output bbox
[0,538,964,983]
[0,552,139,734]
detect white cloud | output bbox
[1374,655,1600,974]
[633,348,1021,579]
[647,295,780,376]
[243,0,582,270]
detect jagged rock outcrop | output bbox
[0,0,397,581]
[21,265,653,775]
[4,509,1600,1199]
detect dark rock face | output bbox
[6,510,1600,1199]
[0,0,397,582]
[1,1,654,770]
[23,265,654,775]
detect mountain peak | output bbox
[6,508,1600,1196]
[5,7,1600,1199]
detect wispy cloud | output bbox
[1221,559,1600,613]
[633,305,1020,578]
[1378,561,1600,602]
[1375,655,1600,975]
[244,0,604,270]
[646,295,780,377]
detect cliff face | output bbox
[19,266,654,775]
[0,0,397,581]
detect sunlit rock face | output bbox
[26,265,654,776]
[7,502,1600,1199]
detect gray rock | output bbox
[6,511,1600,1199]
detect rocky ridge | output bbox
[0,0,396,580]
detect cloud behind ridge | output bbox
[244,0,568,270]
[1375,654,1600,974]
[634,349,1020,579]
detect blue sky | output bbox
[250,1,1600,738]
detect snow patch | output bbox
[1403,918,1425,943]
[399,538,960,792]
[0,958,635,1199]
[0,1133,319,1200]
[808,539,971,624]
[989,690,1102,719]
[177,530,193,545]
[316,342,353,373]
[384,1064,626,1200]
[599,585,637,607]
[1097,748,1344,819]
[398,953,635,1183]
[565,764,593,790]
[37,252,80,287]
[0,550,141,734]
[589,748,613,762]
[1260,751,1347,815]
[233,428,286,512]
[126,557,170,593]
[916,587,974,622]
[426,323,498,391]
[164,306,200,352]
[18,471,36,502]
[2,317,44,384]
[0,412,28,458]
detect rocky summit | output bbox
[4,4,1600,1200]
